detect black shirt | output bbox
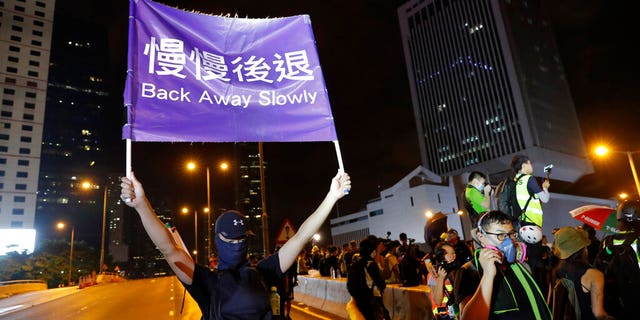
[183,254,283,320]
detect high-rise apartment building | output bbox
[35,13,119,250]
[398,0,592,182]
[0,0,55,253]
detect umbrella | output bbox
[569,205,619,234]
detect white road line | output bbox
[291,304,334,320]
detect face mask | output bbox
[215,235,248,270]
[475,183,484,192]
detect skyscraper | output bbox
[35,13,119,250]
[397,0,592,182]
[235,143,267,255]
[0,0,55,253]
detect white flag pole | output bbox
[333,140,349,194]
[126,138,132,179]
[333,140,345,172]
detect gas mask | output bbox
[483,237,526,264]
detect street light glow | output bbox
[425,210,433,218]
[594,145,609,157]
[620,193,629,199]
[592,143,640,198]
[186,162,196,171]
[56,222,65,229]
[312,233,321,241]
[220,162,229,171]
[81,181,92,189]
[181,207,189,214]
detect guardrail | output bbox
[0,280,47,298]
[294,275,433,320]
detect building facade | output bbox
[330,166,463,247]
[0,0,55,253]
[397,0,592,182]
[331,166,617,247]
[35,13,119,251]
[235,143,267,256]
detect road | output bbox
[0,277,344,320]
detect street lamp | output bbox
[182,207,199,264]
[56,222,75,286]
[312,233,321,247]
[593,145,640,197]
[186,160,229,260]
[81,181,108,273]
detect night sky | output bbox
[53,0,639,244]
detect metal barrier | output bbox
[0,280,47,298]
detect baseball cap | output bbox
[554,226,590,259]
[215,211,248,239]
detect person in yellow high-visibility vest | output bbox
[511,155,550,228]
[511,155,550,294]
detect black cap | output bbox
[215,211,247,239]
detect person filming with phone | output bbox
[456,211,552,320]
[427,241,463,319]
[510,155,551,294]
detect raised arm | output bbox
[277,172,351,273]
[120,173,195,284]
[429,267,448,306]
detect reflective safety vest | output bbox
[427,273,453,315]
[612,237,640,269]
[516,174,543,226]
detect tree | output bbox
[0,239,99,288]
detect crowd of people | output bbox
[120,154,640,320]
[342,154,640,320]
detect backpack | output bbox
[346,256,369,298]
[593,234,640,319]
[495,174,531,221]
[550,278,580,320]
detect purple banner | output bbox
[123,0,337,142]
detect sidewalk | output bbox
[0,286,79,317]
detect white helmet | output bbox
[519,224,542,244]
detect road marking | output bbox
[291,304,333,320]
[0,305,24,315]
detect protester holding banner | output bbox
[120,171,350,319]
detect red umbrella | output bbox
[569,205,620,233]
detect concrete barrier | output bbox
[96,272,124,284]
[294,275,433,320]
[0,280,47,298]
